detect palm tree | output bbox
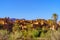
[52,13,58,22]
[51,13,58,30]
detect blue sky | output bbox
[0,0,60,20]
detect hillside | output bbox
[0,17,60,31]
[0,14,60,40]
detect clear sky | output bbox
[0,0,60,20]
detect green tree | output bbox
[52,13,58,22]
[51,13,58,30]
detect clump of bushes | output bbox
[0,21,58,40]
[0,29,9,40]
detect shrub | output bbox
[0,30,9,40]
[12,23,21,32]
[8,31,22,40]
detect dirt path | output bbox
[51,30,60,40]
